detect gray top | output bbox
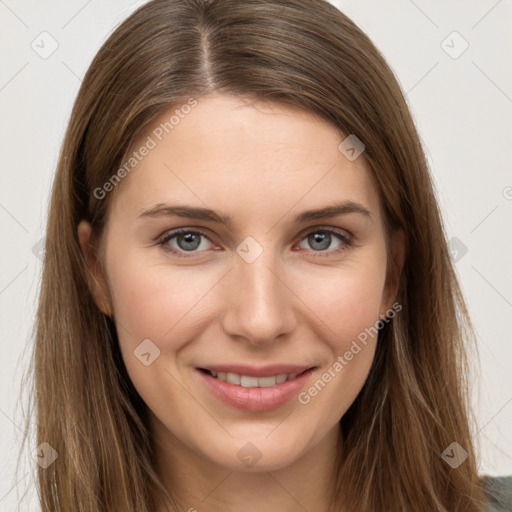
[482,475,512,511]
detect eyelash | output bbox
[157,227,354,259]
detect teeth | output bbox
[240,375,259,387]
[276,374,287,384]
[225,372,241,385]
[207,370,303,387]
[257,376,278,387]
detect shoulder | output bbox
[481,474,512,512]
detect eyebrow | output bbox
[138,200,372,226]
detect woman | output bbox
[21,0,511,510]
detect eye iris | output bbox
[309,232,331,251]
[178,232,201,251]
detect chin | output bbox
[200,430,316,472]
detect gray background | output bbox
[1,0,511,509]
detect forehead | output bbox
[109,94,382,227]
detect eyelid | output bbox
[297,225,353,242]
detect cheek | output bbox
[294,268,386,419]
[317,274,384,379]
[105,243,218,339]
[104,248,212,409]
[314,272,384,328]
[296,256,388,343]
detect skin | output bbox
[78,93,404,512]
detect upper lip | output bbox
[198,364,316,377]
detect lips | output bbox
[195,364,317,412]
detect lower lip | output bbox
[196,368,316,412]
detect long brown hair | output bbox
[19,0,488,510]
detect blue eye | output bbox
[158,227,353,258]
[160,228,213,255]
[296,229,352,256]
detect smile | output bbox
[196,366,317,412]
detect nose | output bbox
[220,248,297,346]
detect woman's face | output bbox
[80,93,403,472]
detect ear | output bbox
[77,220,113,317]
[381,228,405,315]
